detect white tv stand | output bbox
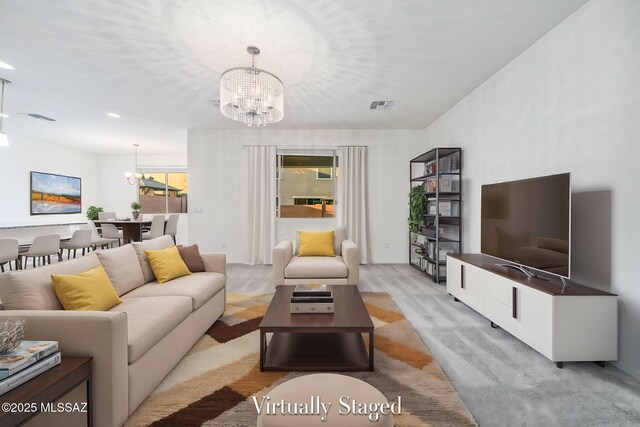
[446,254,618,368]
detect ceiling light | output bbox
[220,45,284,127]
[107,112,121,118]
[0,61,14,70]
[124,144,145,185]
[0,114,8,118]
[0,78,10,147]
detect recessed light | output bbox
[0,114,8,118]
[0,61,14,70]
[107,112,121,118]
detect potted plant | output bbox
[409,185,427,233]
[131,201,141,220]
[86,205,103,221]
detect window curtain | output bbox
[247,146,277,265]
[337,146,370,264]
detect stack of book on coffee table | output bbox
[0,341,61,395]
[290,284,334,313]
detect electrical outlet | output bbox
[221,241,227,249]
[384,242,389,248]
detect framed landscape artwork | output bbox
[30,171,82,215]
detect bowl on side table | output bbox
[0,318,27,354]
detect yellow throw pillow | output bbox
[298,230,336,257]
[145,245,192,284]
[51,265,122,311]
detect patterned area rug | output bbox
[125,292,476,426]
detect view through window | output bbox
[277,154,337,218]
[139,171,188,214]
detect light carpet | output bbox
[125,291,476,426]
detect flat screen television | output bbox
[30,171,82,215]
[481,173,570,278]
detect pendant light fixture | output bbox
[220,46,284,127]
[124,144,145,185]
[0,78,10,147]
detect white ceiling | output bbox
[0,0,589,154]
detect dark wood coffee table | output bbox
[259,285,374,372]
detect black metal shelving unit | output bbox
[409,147,462,283]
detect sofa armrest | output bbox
[0,310,128,427]
[201,253,226,275]
[341,239,360,285]
[273,240,293,287]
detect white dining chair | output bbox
[164,214,179,243]
[87,222,119,249]
[98,211,117,221]
[0,238,19,272]
[100,223,123,247]
[20,235,61,269]
[59,229,93,260]
[142,216,165,240]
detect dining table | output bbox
[93,219,167,244]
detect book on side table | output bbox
[290,284,335,313]
[0,341,61,395]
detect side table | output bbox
[0,356,92,427]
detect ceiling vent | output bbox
[370,100,395,110]
[24,113,56,122]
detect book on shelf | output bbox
[292,284,332,298]
[0,340,59,380]
[0,351,61,395]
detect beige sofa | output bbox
[0,236,226,427]
[272,228,359,286]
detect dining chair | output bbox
[164,214,179,243]
[87,222,119,250]
[59,229,93,260]
[20,235,61,269]
[0,238,19,272]
[98,211,117,221]
[142,215,165,240]
[101,223,123,247]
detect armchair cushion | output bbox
[298,230,335,257]
[285,256,348,279]
[294,227,347,256]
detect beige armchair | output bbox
[272,228,359,286]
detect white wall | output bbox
[0,134,99,225]
[97,153,189,244]
[421,0,640,378]
[188,129,425,263]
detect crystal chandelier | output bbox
[220,46,284,127]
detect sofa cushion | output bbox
[96,244,145,296]
[145,245,191,284]
[131,236,175,283]
[51,265,122,311]
[0,253,100,310]
[285,256,348,279]
[178,244,205,273]
[122,272,225,310]
[108,296,191,363]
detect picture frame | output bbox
[30,171,82,215]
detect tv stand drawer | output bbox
[485,273,514,306]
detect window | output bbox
[276,153,337,218]
[139,171,188,214]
